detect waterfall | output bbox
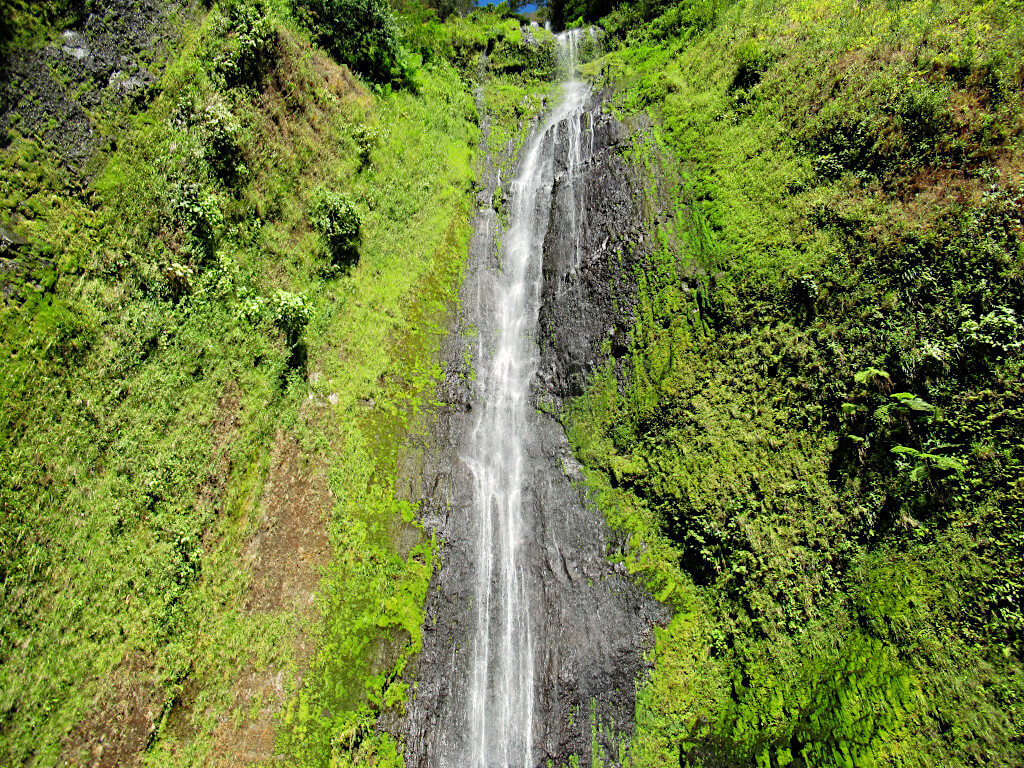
[460,30,591,768]
[406,27,660,768]
[555,30,596,286]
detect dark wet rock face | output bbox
[525,413,667,764]
[0,0,184,166]
[537,97,650,401]
[402,83,665,768]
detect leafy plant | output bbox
[488,36,557,80]
[161,261,195,299]
[730,38,775,91]
[351,125,379,168]
[268,289,311,345]
[213,0,278,87]
[201,99,244,180]
[874,391,936,424]
[854,367,891,387]
[292,0,407,86]
[169,180,224,260]
[891,444,966,482]
[309,190,361,265]
[959,306,1022,358]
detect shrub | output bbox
[309,190,361,265]
[169,95,245,182]
[895,84,951,162]
[268,290,312,345]
[489,38,557,80]
[0,0,12,46]
[161,261,195,299]
[351,125,379,168]
[292,0,406,86]
[169,180,223,260]
[960,306,1022,358]
[214,0,278,87]
[730,39,775,91]
[648,0,719,41]
[426,0,474,20]
[806,115,877,180]
[551,0,622,30]
[201,100,244,180]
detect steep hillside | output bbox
[560,0,1024,766]
[2,0,1022,766]
[0,2,551,765]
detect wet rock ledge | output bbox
[537,90,652,402]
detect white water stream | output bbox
[460,29,593,768]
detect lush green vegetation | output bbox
[293,0,410,86]
[0,0,83,50]
[4,0,1022,765]
[566,0,1024,765]
[0,1,558,765]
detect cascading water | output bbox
[553,31,594,282]
[404,27,663,768]
[462,30,590,768]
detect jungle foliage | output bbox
[0,0,86,51]
[0,0,534,765]
[292,0,409,86]
[566,0,1024,766]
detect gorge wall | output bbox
[403,79,665,767]
[537,89,648,402]
[3,1,1022,766]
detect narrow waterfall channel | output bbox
[462,32,590,768]
[404,29,664,768]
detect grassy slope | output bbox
[567,1,1024,766]
[0,3,556,765]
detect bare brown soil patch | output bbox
[203,431,331,765]
[263,26,370,139]
[243,431,331,614]
[202,666,285,768]
[892,145,1024,233]
[58,655,163,768]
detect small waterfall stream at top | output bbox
[404,27,664,768]
[462,30,590,768]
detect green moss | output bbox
[567,1,1024,766]
[0,2,487,765]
